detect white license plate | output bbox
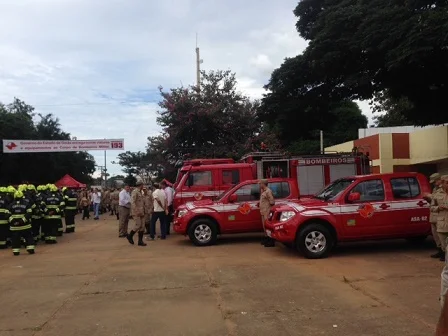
[266,230,272,237]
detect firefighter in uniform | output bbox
[33,185,46,242]
[259,179,276,247]
[63,187,78,233]
[9,190,35,256]
[432,175,448,262]
[110,188,119,219]
[56,185,65,236]
[0,187,11,249]
[425,173,444,258]
[127,181,147,246]
[5,186,16,246]
[42,185,64,244]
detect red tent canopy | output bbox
[54,174,86,188]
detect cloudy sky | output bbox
[0,0,372,177]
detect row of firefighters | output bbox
[0,184,78,256]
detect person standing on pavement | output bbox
[118,185,131,238]
[436,176,448,335]
[149,183,167,240]
[161,181,174,235]
[127,181,147,246]
[91,188,101,220]
[433,175,448,262]
[425,173,445,259]
[259,179,275,248]
[110,188,119,219]
[143,186,153,234]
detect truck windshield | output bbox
[314,178,356,201]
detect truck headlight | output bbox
[279,211,295,222]
[177,210,187,218]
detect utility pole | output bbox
[196,33,202,91]
[104,150,107,188]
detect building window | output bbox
[390,177,420,199]
[222,170,240,185]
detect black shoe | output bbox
[441,254,446,262]
[432,248,444,258]
[138,232,147,246]
[261,237,268,245]
[264,238,276,248]
[13,252,19,256]
[27,249,35,254]
[127,231,135,245]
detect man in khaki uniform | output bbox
[437,176,448,311]
[425,173,445,258]
[259,179,275,247]
[110,188,120,219]
[432,175,448,262]
[143,186,154,234]
[127,181,147,246]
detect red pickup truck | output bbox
[173,178,299,246]
[265,172,432,259]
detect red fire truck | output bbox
[173,151,371,209]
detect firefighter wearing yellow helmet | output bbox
[62,186,78,233]
[8,190,35,256]
[41,184,64,244]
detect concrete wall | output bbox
[324,140,354,153]
[409,125,448,165]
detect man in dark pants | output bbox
[161,181,174,235]
[149,183,167,240]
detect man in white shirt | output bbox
[118,185,131,237]
[92,188,102,220]
[149,183,167,240]
[161,181,174,235]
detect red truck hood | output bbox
[184,199,218,210]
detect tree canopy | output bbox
[144,70,280,181]
[0,98,95,185]
[262,0,448,136]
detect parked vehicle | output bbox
[264,172,432,259]
[173,178,299,246]
[173,151,371,209]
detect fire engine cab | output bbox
[173,151,371,209]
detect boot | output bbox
[431,248,444,258]
[138,232,147,246]
[264,238,276,248]
[441,253,446,262]
[127,231,136,245]
[260,236,268,245]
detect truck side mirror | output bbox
[348,192,361,202]
[229,194,237,203]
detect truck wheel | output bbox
[188,219,218,246]
[296,223,334,259]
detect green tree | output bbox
[0,98,95,185]
[142,70,280,181]
[289,0,448,126]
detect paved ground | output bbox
[0,216,443,336]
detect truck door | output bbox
[388,176,430,235]
[225,183,261,232]
[341,178,393,238]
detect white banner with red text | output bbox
[2,139,124,153]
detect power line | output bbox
[33,100,160,107]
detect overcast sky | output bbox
[0,0,372,177]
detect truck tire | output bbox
[188,218,218,246]
[296,223,334,259]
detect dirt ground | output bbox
[0,216,443,336]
